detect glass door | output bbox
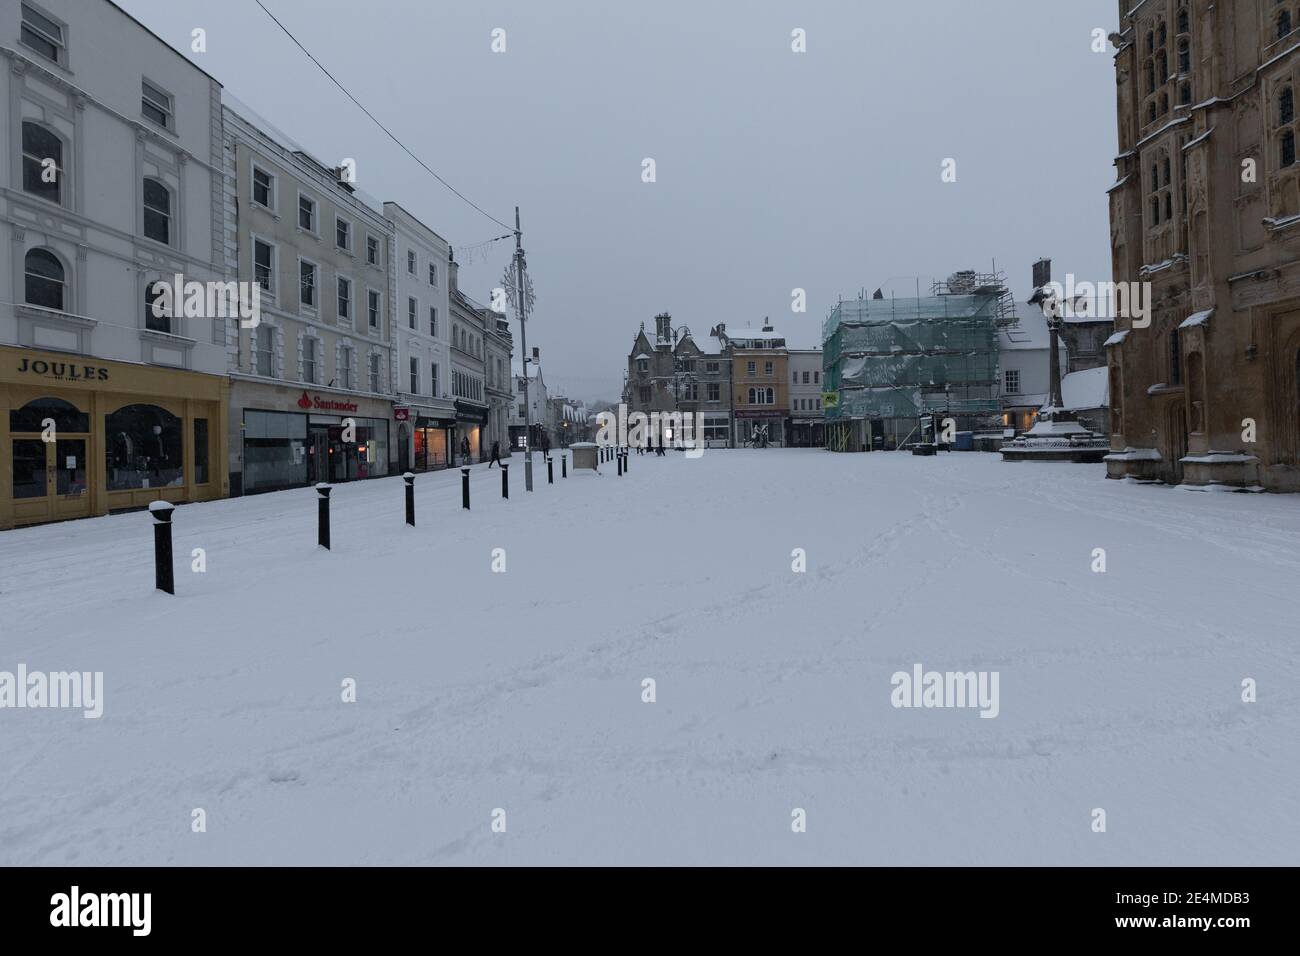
[9,437,91,523]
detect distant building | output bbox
[624,313,731,447]
[787,349,825,446]
[510,361,546,449]
[823,272,1014,451]
[725,320,789,447]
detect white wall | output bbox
[2,0,226,374]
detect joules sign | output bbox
[16,357,109,381]
[297,391,358,413]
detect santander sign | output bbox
[297,391,358,413]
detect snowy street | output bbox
[1,450,1297,865]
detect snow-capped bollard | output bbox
[561,453,567,478]
[461,467,471,510]
[149,500,175,595]
[403,472,415,527]
[316,483,332,550]
[617,451,624,476]
[622,448,629,472]
[546,456,553,484]
[501,463,509,499]
[525,456,533,492]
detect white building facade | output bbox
[1,0,231,528]
[385,201,453,472]
[220,99,396,494]
[787,348,824,447]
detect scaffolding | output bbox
[822,270,1014,447]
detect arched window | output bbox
[766,387,774,404]
[1282,87,1294,125]
[105,404,183,490]
[1177,39,1190,74]
[1159,92,1169,116]
[10,396,88,433]
[748,388,757,405]
[1169,328,1182,386]
[1283,130,1296,168]
[145,280,172,333]
[1177,7,1189,35]
[21,121,62,204]
[1150,195,1160,225]
[24,248,65,310]
[1163,154,1172,185]
[1280,11,1293,41]
[1157,52,1167,82]
[1180,83,1192,106]
[1158,22,1167,46]
[1148,101,1157,123]
[1145,60,1155,94]
[1146,31,1154,54]
[143,178,171,244]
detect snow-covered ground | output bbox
[1,449,1297,866]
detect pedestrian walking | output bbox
[487,440,501,469]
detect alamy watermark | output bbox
[150,274,261,329]
[594,404,705,458]
[1038,273,1151,329]
[0,664,103,718]
[890,663,999,718]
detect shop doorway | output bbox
[9,397,92,525]
[308,425,335,484]
[11,437,89,522]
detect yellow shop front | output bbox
[0,346,229,530]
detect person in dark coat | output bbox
[460,435,471,464]
[487,440,501,468]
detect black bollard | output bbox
[403,472,415,526]
[561,453,567,478]
[622,448,629,472]
[617,451,624,476]
[461,467,471,510]
[150,500,175,594]
[501,463,509,499]
[316,483,332,550]
[547,456,554,484]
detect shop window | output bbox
[193,418,210,484]
[11,438,45,499]
[10,396,88,433]
[22,121,63,204]
[143,177,171,244]
[105,404,183,490]
[243,409,307,493]
[145,280,172,333]
[24,248,65,310]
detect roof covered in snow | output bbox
[1061,366,1109,410]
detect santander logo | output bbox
[297,391,313,410]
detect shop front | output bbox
[787,417,825,447]
[734,409,787,447]
[1,346,229,530]
[232,380,391,495]
[394,403,455,473]
[454,400,487,465]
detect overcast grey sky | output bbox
[119,0,1119,402]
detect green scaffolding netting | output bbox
[823,293,1003,421]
